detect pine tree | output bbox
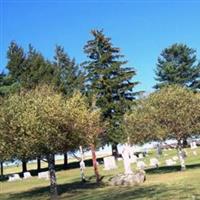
[7,41,26,82]
[53,45,84,97]
[155,43,200,90]
[53,45,85,168]
[21,45,55,89]
[83,30,139,155]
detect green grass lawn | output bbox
[1,148,200,200]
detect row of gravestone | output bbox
[103,146,198,171]
[8,171,49,182]
[7,142,199,182]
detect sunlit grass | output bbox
[1,147,200,200]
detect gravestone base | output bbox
[109,170,146,186]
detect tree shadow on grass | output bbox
[6,181,197,200]
[6,180,105,200]
[146,163,200,174]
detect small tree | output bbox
[124,85,200,170]
[0,85,103,199]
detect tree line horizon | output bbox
[0,29,200,200]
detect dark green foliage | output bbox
[6,41,26,82]
[0,72,20,96]
[53,45,84,97]
[83,30,139,143]
[21,45,55,89]
[155,43,200,90]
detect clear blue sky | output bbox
[1,0,200,92]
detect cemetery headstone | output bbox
[8,174,21,182]
[103,156,117,170]
[165,159,176,166]
[130,155,138,163]
[38,171,49,180]
[138,153,144,159]
[149,158,159,168]
[137,161,146,170]
[193,151,197,156]
[190,141,197,149]
[172,156,178,161]
[23,172,32,179]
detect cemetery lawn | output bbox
[1,148,200,200]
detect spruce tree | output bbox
[53,45,84,97]
[155,43,200,90]
[53,45,84,168]
[7,41,26,82]
[83,30,139,156]
[21,45,55,89]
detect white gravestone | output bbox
[103,156,117,170]
[193,151,197,156]
[130,155,138,163]
[23,172,32,179]
[172,156,178,161]
[190,142,197,149]
[8,174,21,182]
[137,161,146,170]
[38,171,49,180]
[122,143,133,174]
[165,159,176,166]
[138,153,144,159]
[149,158,159,168]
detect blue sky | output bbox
[1,0,200,92]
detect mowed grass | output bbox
[1,148,200,200]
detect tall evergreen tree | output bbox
[53,45,84,168]
[7,41,26,82]
[20,45,55,89]
[154,43,200,90]
[53,45,84,97]
[83,30,139,155]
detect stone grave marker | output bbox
[149,158,159,168]
[38,171,49,180]
[23,172,32,179]
[103,156,117,170]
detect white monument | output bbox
[103,156,117,170]
[121,143,133,174]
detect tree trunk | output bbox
[37,157,41,172]
[182,137,188,148]
[91,144,100,183]
[48,154,58,200]
[63,153,68,169]
[112,143,119,159]
[0,161,3,177]
[22,160,27,173]
[79,146,86,182]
